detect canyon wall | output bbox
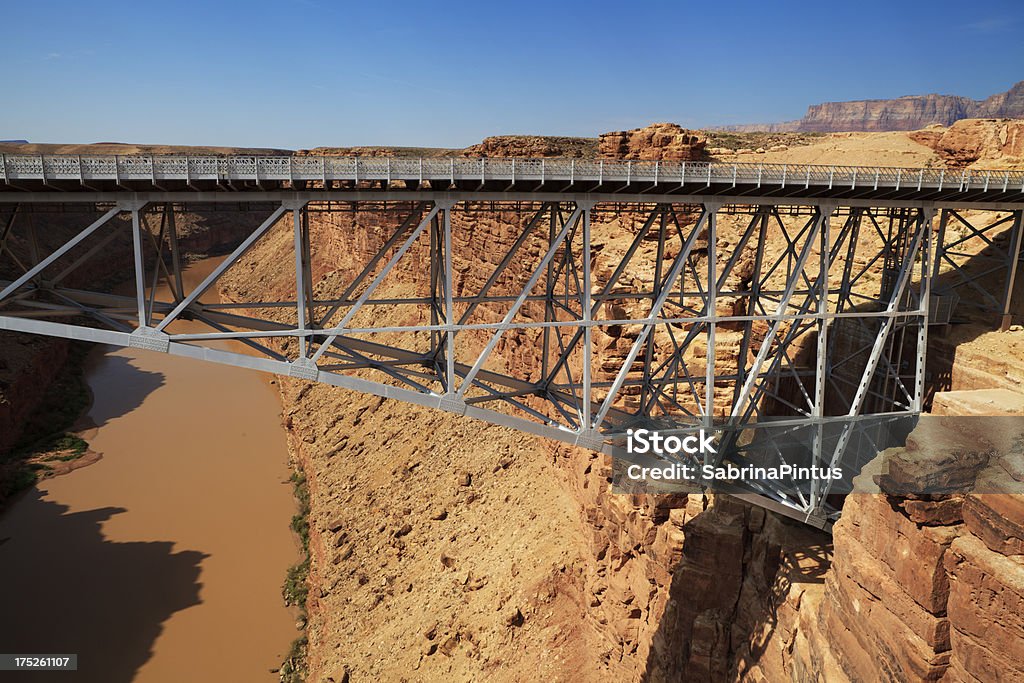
[799,94,977,133]
[722,80,1024,133]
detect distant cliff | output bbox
[722,80,1024,133]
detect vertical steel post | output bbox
[704,204,718,466]
[302,205,314,325]
[166,203,185,302]
[131,204,148,328]
[914,208,935,411]
[429,206,440,361]
[442,200,456,395]
[293,201,309,358]
[810,205,832,515]
[581,201,593,428]
[541,203,555,382]
[145,209,167,322]
[931,209,949,282]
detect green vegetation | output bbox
[289,470,311,548]
[281,468,311,682]
[279,636,308,683]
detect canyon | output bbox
[213,122,1023,681]
[1,119,1023,682]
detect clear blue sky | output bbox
[3,0,1022,149]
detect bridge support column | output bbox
[809,205,834,516]
[290,200,312,358]
[166,203,185,302]
[704,204,718,467]
[581,200,594,431]
[915,208,935,411]
[441,200,456,397]
[129,201,149,327]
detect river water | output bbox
[0,259,299,682]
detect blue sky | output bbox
[2,0,1022,149]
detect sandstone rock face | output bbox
[598,123,708,161]
[748,393,1024,683]
[909,118,1024,168]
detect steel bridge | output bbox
[2,155,1023,528]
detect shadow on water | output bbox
[0,491,206,683]
[77,352,166,430]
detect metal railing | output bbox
[3,154,1024,194]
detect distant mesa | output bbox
[720,80,1024,133]
[0,140,28,144]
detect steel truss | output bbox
[931,209,1024,328]
[1,191,1021,529]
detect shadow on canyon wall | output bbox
[637,501,831,682]
[0,492,206,683]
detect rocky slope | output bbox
[722,80,1024,133]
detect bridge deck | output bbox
[2,155,1023,207]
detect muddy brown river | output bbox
[0,260,299,682]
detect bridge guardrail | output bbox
[4,153,1024,193]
